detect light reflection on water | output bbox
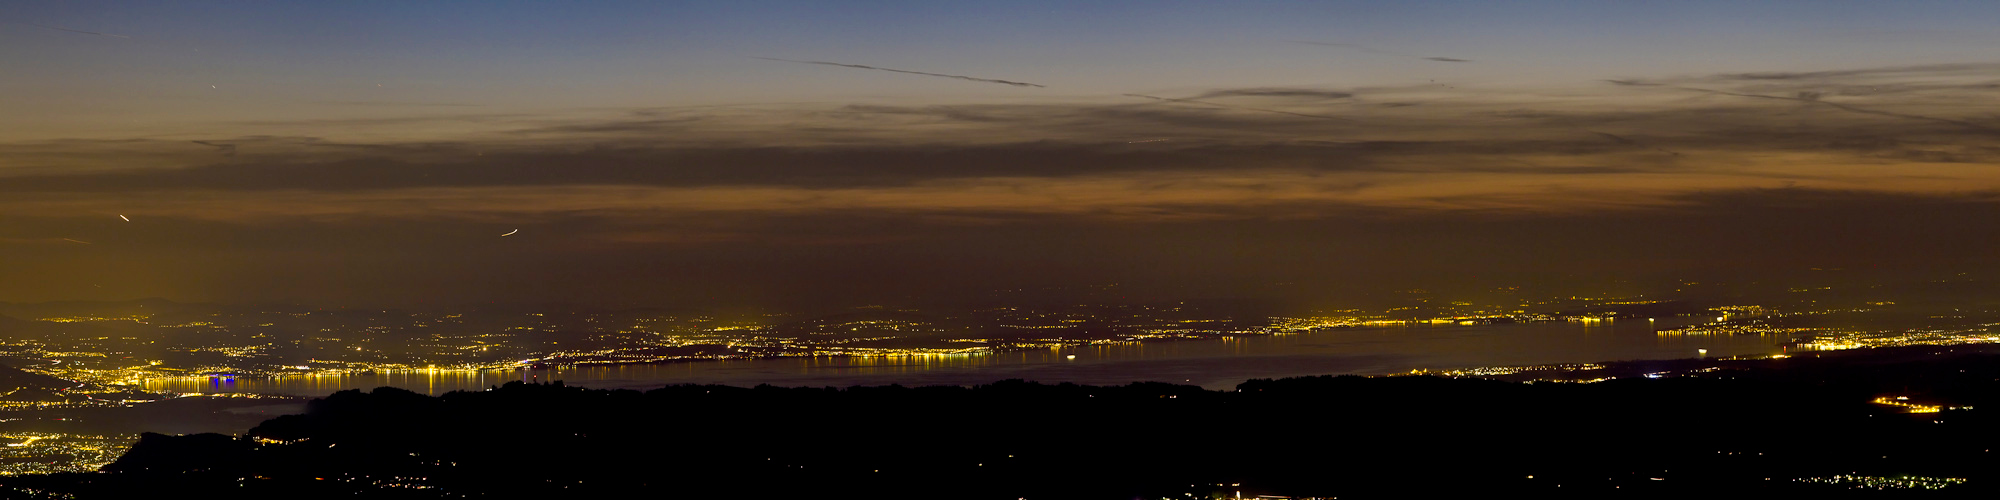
[142,317,1788,396]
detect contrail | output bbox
[1285,40,1469,62]
[1670,85,2000,135]
[1124,94,1350,121]
[755,57,1045,88]
[191,140,237,157]
[22,23,129,39]
[60,238,92,245]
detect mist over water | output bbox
[141,317,1786,396]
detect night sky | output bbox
[5,1,2000,307]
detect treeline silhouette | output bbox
[6,348,2000,499]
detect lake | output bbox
[142,317,1791,396]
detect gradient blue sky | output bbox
[9,0,1999,137]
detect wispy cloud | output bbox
[1584,131,1683,157]
[1706,63,2000,81]
[1285,40,1469,62]
[1668,85,2000,135]
[755,57,1046,88]
[312,101,486,108]
[1191,88,1355,100]
[1122,94,1351,121]
[19,23,129,39]
[191,140,237,157]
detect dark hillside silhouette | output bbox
[5,347,2000,498]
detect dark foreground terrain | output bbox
[3,346,1999,499]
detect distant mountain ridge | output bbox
[0,312,46,338]
[0,298,192,319]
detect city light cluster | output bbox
[1869,396,1972,414]
[1798,330,2000,351]
[1438,363,1606,377]
[0,434,137,476]
[1795,475,1967,490]
[4,295,1993,405]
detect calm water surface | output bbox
[144,317,1791,396]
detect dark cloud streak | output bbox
[1711,63,2000,81]
[1586,131,1683,156]
[1670,85,2000,135]
[313,101,485,108]
[1123,94,1351,121]
[1285,40,1470,62]
[1191,88,1355,100]
[190,141,237,157]
[755,57,1046,88]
